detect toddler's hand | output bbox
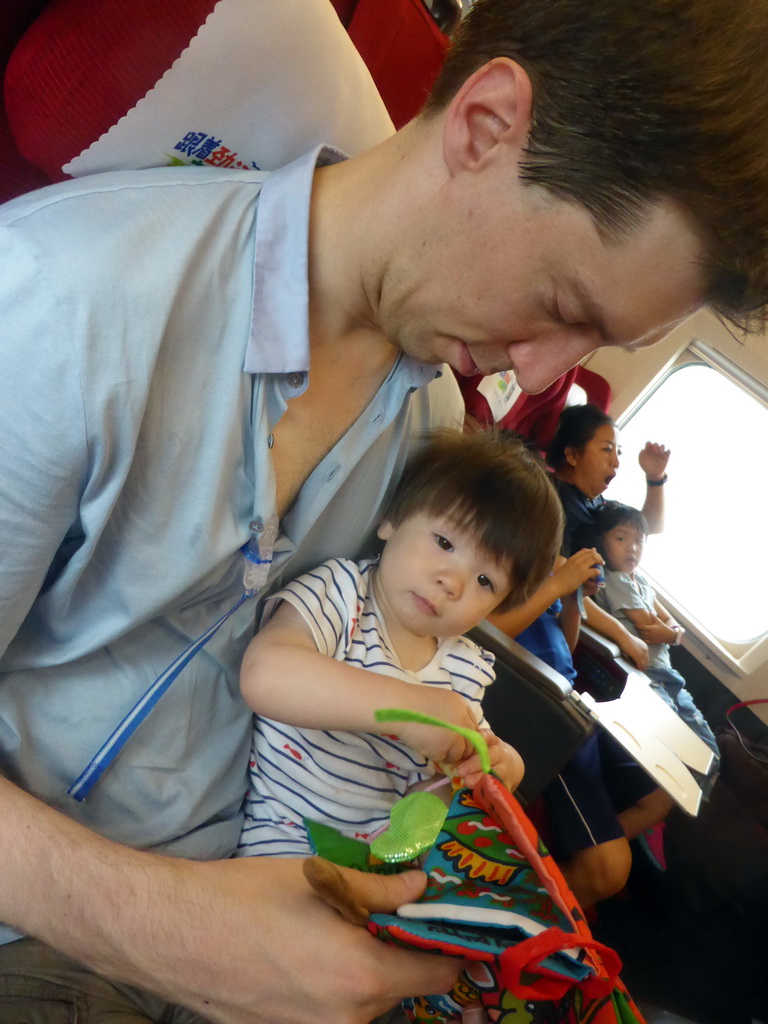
[389,688,479,766]
[456,731,524,791]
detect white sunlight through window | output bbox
[611,362,768,644]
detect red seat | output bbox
[0,0,449,202]
[458,364,612,451]
[345,0,449,129]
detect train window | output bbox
[611,360,768,646]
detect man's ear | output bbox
[377,519,394,541]
[442,57,533,174]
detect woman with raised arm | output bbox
[546,404,670,670]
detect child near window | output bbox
[593,500,720,777]
[236,429,563,857]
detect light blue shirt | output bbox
[0,149,462,941]
[598,570,672,671]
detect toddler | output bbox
[594,501,720,772]
[236,429,563,857]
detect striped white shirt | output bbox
[237,557,494,856]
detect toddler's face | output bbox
[376,513,513,640]
[602,522,646,575]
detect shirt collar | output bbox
[243,144,442,393]
[244,145,345,375]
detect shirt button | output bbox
[326,463,340,482]
[267,433,274,449]
[287,372,304,389]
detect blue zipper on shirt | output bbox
[68,517,278,801]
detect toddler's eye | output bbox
[435,535,453,551]
[477,574,494,591]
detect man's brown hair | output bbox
[425,0,768,330]
[383,429,563,611]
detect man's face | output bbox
[375,181,705,395]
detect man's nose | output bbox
[507,332,601,396]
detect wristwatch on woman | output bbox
[670,624,685,645]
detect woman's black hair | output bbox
[546,404,615,471]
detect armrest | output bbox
[577,622,622,660]
[574,623,632,701]
[468,619,575,701]
[467,620,596,804]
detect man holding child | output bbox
[0,1,767,1021]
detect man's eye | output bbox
[436,535,453,551]
[477,574,494,591]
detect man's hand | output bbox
[0,779,460,1024]
[174,857,463,1024]
[456,731,524,790]
[638,442,670,481]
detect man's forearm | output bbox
[0,777,461,1024]
[0,779,254,1017]
[0,776,187,989]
